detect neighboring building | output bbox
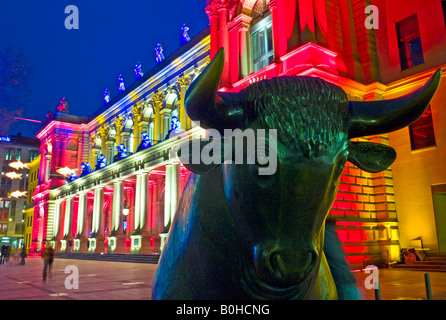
[0,133,40,253]
[24,155,40,255]
[31,0,446,269]
[374,0,446,253]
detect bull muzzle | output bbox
[254,244,318,287]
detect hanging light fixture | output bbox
[9,161,29,170]
[10,190,27,198]
[56,167,75,177]
[5,172,22,180]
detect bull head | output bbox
[184,48,441,174]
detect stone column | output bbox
[110,179,126,254]
[53,200,62,241]
[122,131,131,152]
[77,191,89,253]
[99,126,110,158]
[206,3,220,59]
[152,92,164,144]
[64,196,74,239]
[160,109,171,141]
[115,116,124,153]
[238,14,252,79]
[132,104,143,153]
[45,155,52,182]
[112,180,124,234]
[170,161,180,223]
[92,186,105,253]
[269,0,281,61]
[177,76,189,131]
[164,164,172,231]
[218,2,230,87]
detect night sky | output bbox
[0,1,209,138]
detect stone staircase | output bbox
[55,253,160,264]
[391,253,446,272]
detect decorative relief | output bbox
[66,138,78,150]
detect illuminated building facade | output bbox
[31,0,446,268]
[0,134,40,253]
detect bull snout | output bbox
[254,245,318,286]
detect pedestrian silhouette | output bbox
[42,244,55,280]
[19,246,27,265]
[0,244,7,264]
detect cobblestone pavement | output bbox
[1,257,446,300]
[0,257,157,300]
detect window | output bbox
[396,15,424,70]
[29,150,39,162]
[251,15,274,73]
[16,149,21,161]
[5,148,14,160]
[409,105,436,150]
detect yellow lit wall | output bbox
[25,155,40,253]
[386,68,446,252]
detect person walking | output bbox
[0,244,6,264]
[19,246,27,265]
[42,244,54,280]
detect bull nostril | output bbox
[266,250,317,284]
[269,252,283,279]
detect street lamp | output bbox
[123,201,129,216]
[123,200,129,233]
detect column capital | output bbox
[205,1,220,17]
[113,178,125,184]
[152,91,165,107]
[115,116,124,133]
[177,74,190,88]
[228,12,252,31]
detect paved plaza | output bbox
[1,256,446,300]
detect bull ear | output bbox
[348,142,397,173]
[177,139,223,175]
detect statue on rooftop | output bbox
[134,62,144,80]
[104,89,111,104]
[181,23,191,45]
[118,74,125,92]
[95,154,107,170]
[137,131,152,152]
[155,43,165,64]
[164,116,184,140]
[67,173,78,183]
[113,144,128,162]
[56,97,69,113]
[79,162,92,177]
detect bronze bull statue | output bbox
[152,48,441,299]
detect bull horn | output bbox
[348,69,442,138]
[185,48,244,131]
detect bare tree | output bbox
[0,48,32,135]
